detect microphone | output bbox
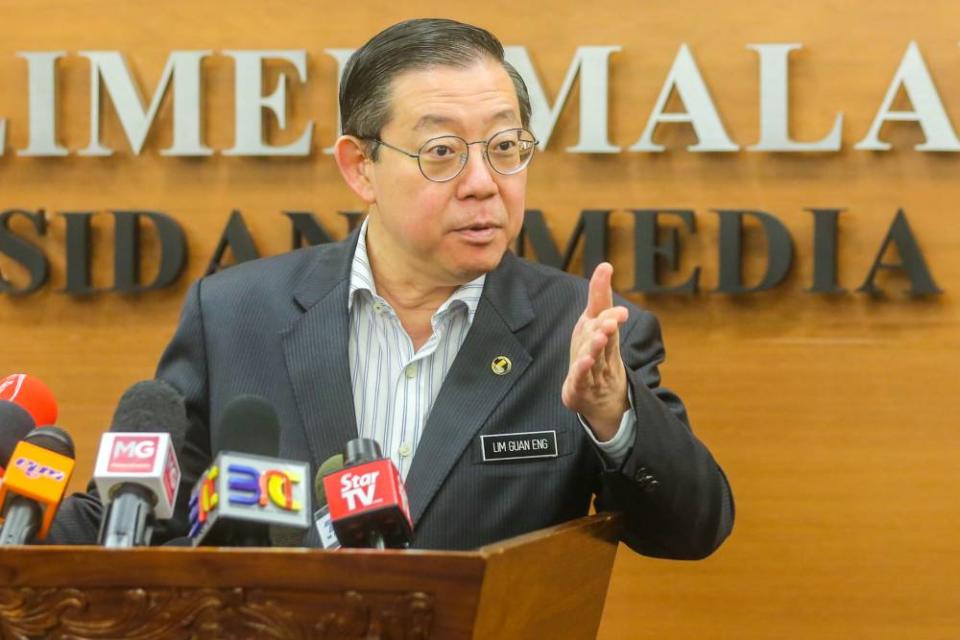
[0,373,58,428]
[323,438,412,549]
[161,536,194,547]
[269,453,344,548]
[188,395,311,547]
[94,380,188,548]
[305,454,344,549]
[0,426,75,545]
[0,401,36,476]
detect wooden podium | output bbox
[0,513,621,639]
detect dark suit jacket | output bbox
[49,232,733,557]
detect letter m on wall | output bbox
[506,46,621,153]
[79,51,212,156]
[517,210,611,276]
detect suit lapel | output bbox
[404,253,536,526]
[280,233,360,466]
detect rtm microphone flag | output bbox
[94,433,181,520]
[189,452,311,546]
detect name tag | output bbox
[480,431,558,462]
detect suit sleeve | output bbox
[45,280,213,545]
[150,278,215,543]
[593,309,735,559]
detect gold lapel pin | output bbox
[491,355,512,376]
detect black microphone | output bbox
[161,536,194,547]
[0,401,36,475]
[302,454,344,549]
[188,395,311,547]
[94,380,189,548]
[323,438,412,549]
[0,426,75,545]
[270,453,345,548]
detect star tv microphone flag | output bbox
[323,438,412,549]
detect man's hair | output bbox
[339,18,532,158]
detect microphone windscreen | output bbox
[0,374,57,428]
[109,380,189,453]
[314,454,345,509]
[26,426,75,458]
[216,395,280,457]
[344,438,382,466]
[0,401,35,467]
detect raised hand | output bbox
[561,262,630,441]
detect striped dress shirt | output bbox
[348,220,635,479]
[348,221,484,478]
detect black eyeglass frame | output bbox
[367,127,539,183]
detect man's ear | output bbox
[333,135,376,204]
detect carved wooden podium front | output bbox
[0,514,620,640]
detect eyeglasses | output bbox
[370,128,538,183]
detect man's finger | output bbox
[590,332,608,377]
[570,354,595,391]
[597,317,620,337]
[596,305,629,326]
[603,322,621,369]
[571,330,604,382]
[562,356,595,410]
[585,262,615,318]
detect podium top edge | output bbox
[477,513,621,557]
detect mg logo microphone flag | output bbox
[94,432,180,518]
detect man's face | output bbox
[362,58,527,286]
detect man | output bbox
[51,19,733,556]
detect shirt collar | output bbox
[348,218,485,324]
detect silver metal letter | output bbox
[17,51,68,157]
[0,118,5,155]
[223,50,313,156]
[855,41,960,151]
[747,43,842,152]
[630,44,739,152]
[78,51,213,156]
[505,46,621,153]
[322,48,356,155]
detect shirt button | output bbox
[372,302,385,314]
[404,363,418,378]
[398,443,412,457]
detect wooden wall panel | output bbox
[1,1,958,637]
